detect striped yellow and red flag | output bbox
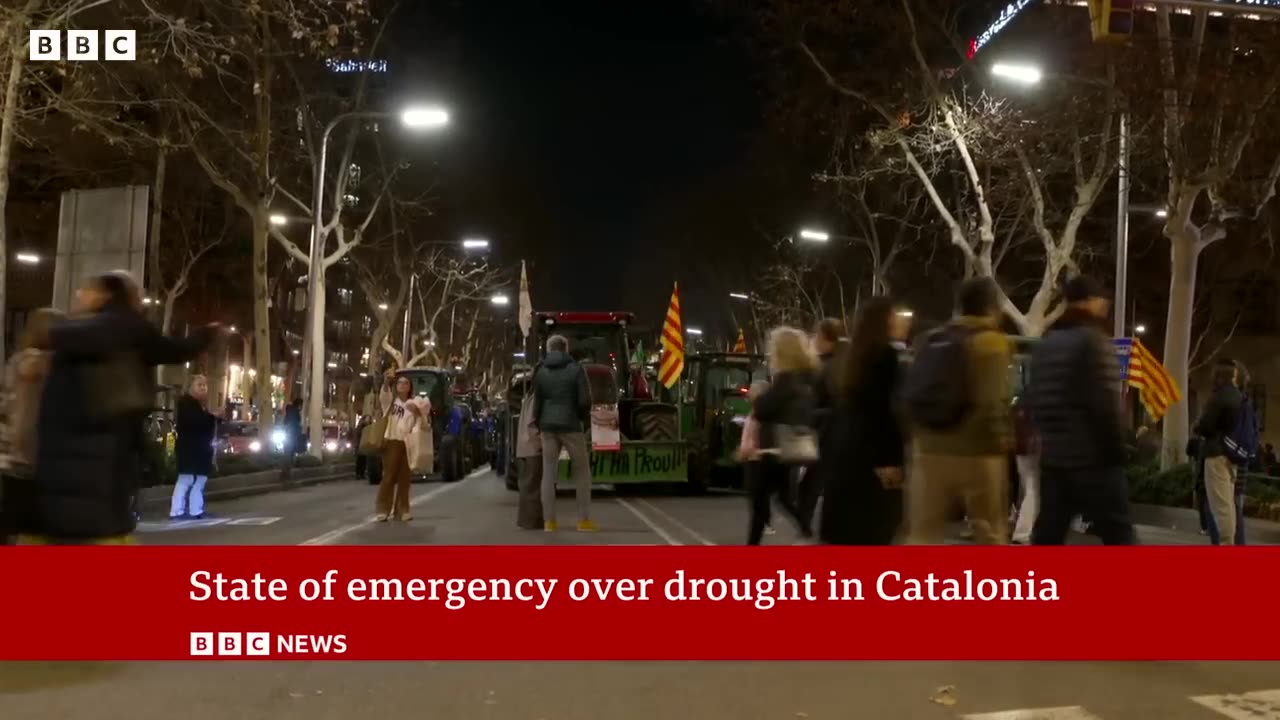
[732,330,746,353]
[1128,337,1181,421]
[658,283,684,388]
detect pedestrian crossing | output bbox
[959,689,1280,719]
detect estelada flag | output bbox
[733,330,746,353]
[658,283,684,388]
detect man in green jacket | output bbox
[534,335,595,532]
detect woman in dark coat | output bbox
[171,375,220,519]
[21,271,216,544]
[819,297,911,545]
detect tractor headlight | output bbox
[249,440,262,453]
[325,440,338,452]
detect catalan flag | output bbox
[732,330,746,353]
[1122,337,1181,421]
[658,283,684,388]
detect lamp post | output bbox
[989,61,1130,338]
[300,104,448,457]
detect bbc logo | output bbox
[190,632,271,657]
[29,30,136,62]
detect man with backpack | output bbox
[1025,276,1135,545]
[904,278,1013,544]
[1199,360,1256,545]
[1195,359,1245,545]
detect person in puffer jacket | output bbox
[0,309,61,543]
[747,326,817,544]
[533,335,594,533]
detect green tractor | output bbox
[676,352,767,491]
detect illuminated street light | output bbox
[462,238,490,250]
[327,362,338,369]
[898,310,914,318]
[991,62,1043,85]
[377,303,389,310]
[687,327,703,335]
[229,325,237,333]
[292,349,301,356]
[142,297,154,305]
[15,252,40,265]
[513,352,526,359]
[1135,324,1147,334]
[424,339,435,347]
[798,229,830,243]
[401,106,449,129]
[729,293,750,301]
[1155,209,1168,218]
[491,294,510,306]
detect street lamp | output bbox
[302,103,450,457]
[491,294,510,306]
[989,59,1129,338]
[377,303,389,311]
[269,214,289,226]
[729,292,750,301]
[798,229,830,243]
[513,352,526,359]
[1155,209,1168,219]
[1135,324,1147,335]
[15,253,39,265]
[462,238,490,250]
[687,327,703,335]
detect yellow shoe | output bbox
[577,519,597,532]
[544,520,558,532]
[375,514,389,522]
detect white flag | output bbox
[518,260,533,339]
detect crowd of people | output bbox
[0,270,220,545]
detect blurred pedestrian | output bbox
[0,309,61,543]
[283,398,303,454]
[20,271,217,545]
[170,375,220,520]
[804,317,845,535]
[905,278,1012,545]
[820,298,910,545]
[515,372,544,530]
[1195,359,1243,545]
[747,326,817,544]
[534,335,595,532]
[1027,276,1134,545]
[377,374,428,522]
[1010,394,1040,544]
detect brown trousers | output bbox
[908,448,1008,545]
[376,440,412,518]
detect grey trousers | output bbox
[540,431,593,523]
[516,457,544,529]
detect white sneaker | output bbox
[764,524,777,535]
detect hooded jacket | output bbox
[533,351,590,434]
[1027,307,1125,468]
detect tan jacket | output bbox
[1,349,51,470]
[912,316,1013,458]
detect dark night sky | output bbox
[383,0,793,334]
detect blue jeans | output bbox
[1206,490,1245,545]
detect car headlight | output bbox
[249,440,262,452]
[325,440,338,452]
[271,429,286,445]
[344,441,352,449]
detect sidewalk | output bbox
[1130,502,1280,545]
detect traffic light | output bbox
[1090,0,1135,43]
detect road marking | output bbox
[614,498,682,546]
[1191,690,1280,719]
[299,468,487,546]
[961,707,1101,720]
[633,498,716,546]
[136,516,283,532]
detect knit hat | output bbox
[1063,275,1107,303]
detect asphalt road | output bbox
[5,469,1277,720]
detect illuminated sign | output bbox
[968,0,1036,59]
[326,59,388,73]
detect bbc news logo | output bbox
[29,30,136,61]
[189,632,348,657]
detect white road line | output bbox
[961,707,1102,720]
[633,498,716,546]
[299,468,488,546]
[614,498,682,546]
[1190,690,1280,719]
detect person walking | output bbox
[748,326,817,544]
[20,271,218,545]
[1025,276,1135,545]
[1194,359,1244,545]
[376,374,428,522]
[534,335,595,532]
[1010,395,1040,544]
[804,317,845,534]
[0,309,61,543]
[170,375,220,520]
[820,298,910,545]
[905,278,1012,545]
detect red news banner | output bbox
[1,546,1277,661]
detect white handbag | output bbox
[774,424,818,464]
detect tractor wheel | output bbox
[685,434,710,494]
[440,436,461,483]
[634,407,678,441]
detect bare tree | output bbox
[382,256,508,370]
[1147,7,1280,467]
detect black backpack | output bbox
[905,325,974,430]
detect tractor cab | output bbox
[395,366,472,482]
[679,353,766,482]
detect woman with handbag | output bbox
[746,326,817,545]
[22,271,218,545]
[170,375,220,520]
[818,298,910,545]
[376,375,429,522]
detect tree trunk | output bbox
[0,42,27,361]
[240,335,253,404]
[148,148,167,301]
[162,292,177,335]
[252,206,273,430]
[306,269,326,458]
[1160,232,1200,469]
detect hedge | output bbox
[1125,460,1280,521]
[141,436,353,487]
